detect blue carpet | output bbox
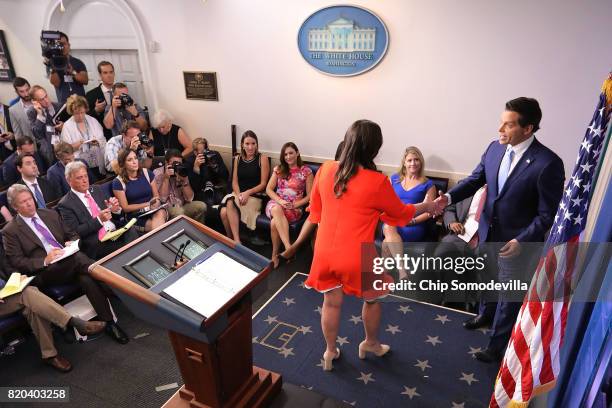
[252,273,499,408]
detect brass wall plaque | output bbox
[183,71,218,101]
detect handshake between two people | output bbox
[412,191,449,219]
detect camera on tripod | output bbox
[40,31,67,71]
[171,162,189,178]
[119,93,134,108]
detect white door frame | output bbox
[42,0,158,112]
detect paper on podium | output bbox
[0,273,35,299]
[101,218,137,242]
[457,218,479,243]
[163,252,258,318]
[49,239,80,264]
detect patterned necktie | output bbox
[31,183,46,209]
[497,149,515,194]
[85,192,106,240]
[31,216,63,249]
[468,186,488,249]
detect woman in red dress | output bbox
[305,120,444,371]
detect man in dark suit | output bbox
[57,161,138,260]
[2,184,129,344]
[2,136,48,188]
[440,97,565,362]
[16,154,61,208]
[26,85,66,166]
[85,61,114,140]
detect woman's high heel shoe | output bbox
[322,347,341,371]
[358,341,390,359]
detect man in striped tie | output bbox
[1,184,129,344]
[436,97,565,362]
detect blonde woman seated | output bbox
[220,131,270,244]
[112,149,166,233]
[60,95,107,180]
[265,142,313,268]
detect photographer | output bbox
[153,149,206,223]
[185,137,229,206]
[104,120,150,174]
[103,83,147,136]
[43,32,88,105]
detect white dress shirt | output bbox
[505,135,534,175]
[22,178,44,201]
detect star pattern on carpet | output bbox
[477,327,491,335]
[349,315,363,324]
[356,372,375,385]
[342,401,357,406]
[336,336,349,346]
[278,347,295,358]
[298,325,312,335]
[314,306,322,315]
[264,315,278,324]
[414,359,431,372]
[298,281,307,288]
[468,346,482,358]
[425,335,442,346]
[282,297,296,306]
[401,386,420,399]
[252,336,258,344]
[316,359,325,368]
[451,402,465,408]
[300,385,313,390]
[398,305,412,314]
[385,324,402,335]
[459,372,479,386]
[434,314,451,324]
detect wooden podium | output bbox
[90,216,282,408]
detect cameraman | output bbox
[103,83,147,135]
[45,32,88,105]
[185,137,229,206]
[104,120,150,174]
[153,149,206,223]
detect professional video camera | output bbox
[171,162,189,178]
[138,132,153,148]
[40,31,67,71]
[119,93,134,108]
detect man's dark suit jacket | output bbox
[17,177,61,206]
[1,152,48,188]
[0,104,17,162]
[448,138,564,243]
[85,85,113,140]
[2,209,79,274]
[56,185,127,259]
[46,159,95,196]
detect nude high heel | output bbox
[322,347,341,371]
[358,341,390,359]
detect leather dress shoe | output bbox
[463,315,492,330]
[475,348,502,363]
[44,355,72,373]
[105,322,129,344]
[76,320,106,336]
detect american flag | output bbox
[490,78,611,407]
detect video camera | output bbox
[119,93,134,108]
[40,31,67,71]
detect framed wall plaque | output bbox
[0,30,16,82]
[183,71,218,101]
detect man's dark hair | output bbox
[112,82,128,93]
[164,148,182,163]
[121,120,141,135]
[97,60,114,74]
[16,153,35,169]
[16,136,36,149]
[505,97,542,133]
[59,31,69,42]
[12,77,30,91]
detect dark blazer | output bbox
[1,152,48,188]
[442,194,474,229]
[56,185,127,259]
[2,209,78,274]
[448,138,564,243]
[46,159,95,196]
[0,104,16,162]
[17,177,61,205]
[85,85,113,140]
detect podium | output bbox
[90,216,282,408]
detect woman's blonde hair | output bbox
[66,94,89,115]
[398,146,425,180]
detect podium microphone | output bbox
[178,240,191,262]
[174,243,185,268]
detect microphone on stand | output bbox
[178,240,191,262]
[174,243,185,269]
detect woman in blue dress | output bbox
[383,146,437,246]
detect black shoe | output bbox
[475,348,502,363]
[463,315,492,330]
[105,322,129,344]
